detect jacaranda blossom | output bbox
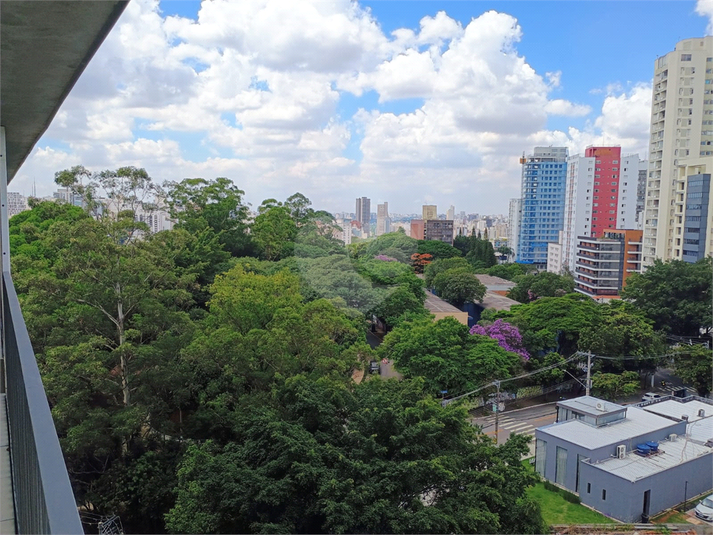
[470,319,530,360]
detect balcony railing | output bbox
[3,271,83,534]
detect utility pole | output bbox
[494,380,501,442]
[585,351,592,396]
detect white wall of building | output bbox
[563,156,594,272]
[508,198,521,261]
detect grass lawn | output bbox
[522,459,616,526]
[652,510,693,524]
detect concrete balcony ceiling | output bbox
[1,1,128,182]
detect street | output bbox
[470,402,558,454]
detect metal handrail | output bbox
[3,271,83,534]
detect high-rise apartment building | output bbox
[446,205,455,221]
[517,147,568,265]
[508,198,521,261]
[561,149,644,271]
[643,37,713,266]
[376,202,390,236]
[422,205,437,221]
[7,192,29,218]
[355,197,371,236]
[410,219,425,240]
[671,157,713,262]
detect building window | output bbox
[681,54,692,61]
[587,483,591,494]
[602,489,607,500]
[535,439,547,476]
[555,446,568,486]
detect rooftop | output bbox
[478,291,520,311]
[474,274,516,292]
[557,396,626,417]
[687,418,713,446]
[424,291,463,314]
[584,437,712,482]
[538,406,679,450]
[641,398,713,423]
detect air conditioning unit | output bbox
[669,434,677,442]
[698,409,706,418]
[682,414,689,421]
[617,445,626,459]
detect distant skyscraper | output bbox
[517,147,568,264]
[446,205,455,221]
[424,220,454,244]
[644,36,713,266]
[410,219,425,240]
[7,192,29,218]
[376,202,390,236]
[508,198,521,260]
[422,205,437,221]
[355,197,371,236]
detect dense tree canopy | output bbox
[507,271,575,303]
[621,258,712,336]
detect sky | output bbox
[13,0,713,215]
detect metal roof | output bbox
[642,399,713,423]
[687,418,713,445]
[584,438,712,482]
[1,1,128,181]
[537,406,679,450]
[424,291,463,313]
[557,396,626,417]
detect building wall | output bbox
[424,219,454,244]
[508,198,521,261]
[618,155,644,230]
[644,37,713,267]
[547,240,563,274]
[356,197,371,236]
[535,418,686,495]
[670,157,713,261]
[422,205,438,221]
[585,146,622,237]
[376,202,390,237]
[410,219,425,240]
[518,147,568,264]
[563,156,594,271]
[579,451,713,522]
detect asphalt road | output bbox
[470,402,558,449]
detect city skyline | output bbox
[8,0,713,214]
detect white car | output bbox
[641,392,662,402]
[695,495,713,522]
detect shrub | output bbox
[543,480,558,493]
[562,490,581,504]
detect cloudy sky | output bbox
[13,0,713,215]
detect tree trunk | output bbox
[117,292,130,407]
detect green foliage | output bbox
[252,205,298,260]
[453,235,498,268]
[591,371,639,401]
[543,480,558,493]
[432,269,487,306]
[416,239,462,260]
[672,344,713,396]
[379,317,523,396]
[621,258,712,336]
[424,257,473,288]
[488,294,599,356]
[485,263,532,282]
[507,271,575,303]
[167,377,544,534]
[364,231,418,260]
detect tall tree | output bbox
[252,204,298,260]
[621,258,712,336]
[507,271,575,303]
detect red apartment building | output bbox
[586,146,622,237]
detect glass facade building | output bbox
[517,147,568,264]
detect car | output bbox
[641,392,662,402]
[695,495,713,522]
[369,360,380,374]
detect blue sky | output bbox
[17,0,712,214]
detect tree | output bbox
[591,371,639,401]
[164,177,254,257]
[370,285,428,329]
[416,240,462,260]
[486,263,533,282]
[252,204,298,261]
[379,317,523,396]
[672,344,713,396]
[364,231,418,260]
[424,257,473,288]
[432,269,486,306]
[621,258,712,336]
[411,253,433,273]
[470,319,530,360]
[453,235,498,268]
[507,271,575,303]
[166,377,544,534]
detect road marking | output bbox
[502,422,533,432]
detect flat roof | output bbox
[538,406,679,450]
[474,274,516,291]
[687,418,713,445]
[479,291,520,311]
[584,438,712,482]
[424,291,463,314]
[557,396,626,417]
[641,399,713,423]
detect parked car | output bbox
[695,494,713,522]
[369,360,380,374]
[641,392,662,402]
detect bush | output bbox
[543,480,558,493]
[562,490,581,504]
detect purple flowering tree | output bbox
[470,319,530,360]
[374,254,398,262]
